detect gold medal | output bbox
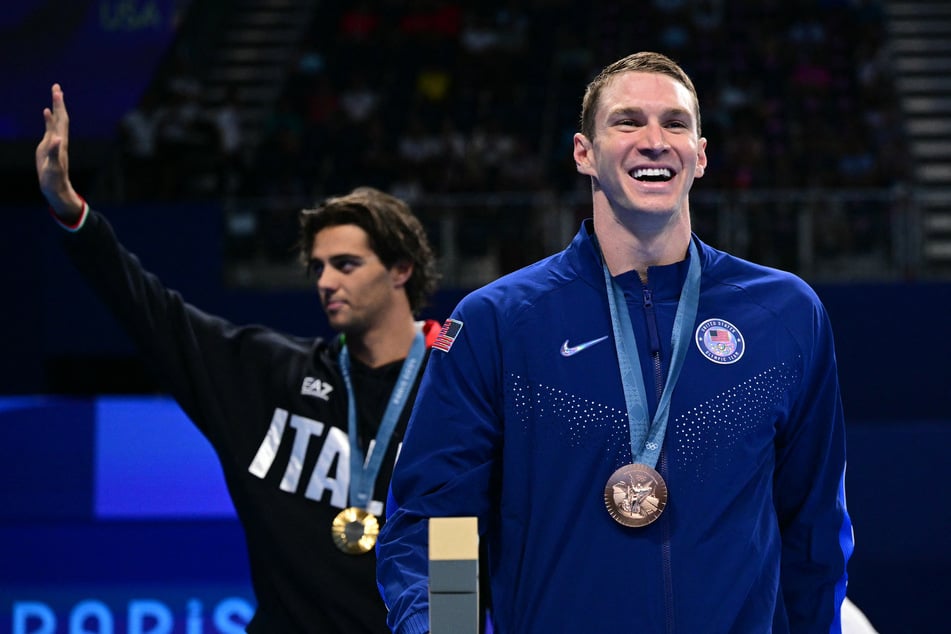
[331,507,380,554]
[604,463,668,527]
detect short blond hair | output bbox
[579,51,701,140]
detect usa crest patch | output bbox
[695,318,744,364]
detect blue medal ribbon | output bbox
[339,329,426,510]
[602,239,701,468]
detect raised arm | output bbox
[31,82,272,438]
[36,83,84,223]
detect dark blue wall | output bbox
[0,1,181,142]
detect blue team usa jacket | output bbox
[378,221,852,634]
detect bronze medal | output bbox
[604,463,668,527]
[331,507,380,555]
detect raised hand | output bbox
[36,83,84,222]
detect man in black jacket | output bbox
[36,83,441,633]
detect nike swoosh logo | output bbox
[560,335,610,357]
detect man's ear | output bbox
[573,133,596,177]
[390,259,414,288]
[695,136,708,179]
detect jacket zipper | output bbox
[643,287,676,634]
[642,289,664,391]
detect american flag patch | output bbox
[709,329,731,343]
[433,318,463,352]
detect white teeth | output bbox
[632,167,672,179]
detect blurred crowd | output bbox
[112,0,907,277]
[118,0,905,198]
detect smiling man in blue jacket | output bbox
[377,51,852,634]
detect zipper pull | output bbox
[642,288,662,355]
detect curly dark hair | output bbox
[299,187,439,314]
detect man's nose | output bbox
[316,267,339,291]
[641,122,669,153]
